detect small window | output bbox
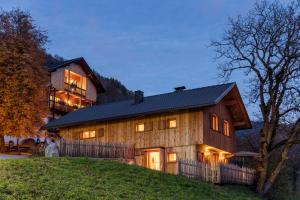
[223,120,230,136]
[168,119,177,128]
[211,114,219,131]
[168,153,177,162]
[136,123,145,132]
[81,130,96,139]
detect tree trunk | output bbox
[0,135,5,153]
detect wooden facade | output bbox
[49,61,98,117]
[59,97,241,174]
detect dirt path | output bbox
[0,154,29,159]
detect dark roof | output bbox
[46,57,105,93]
[46,82,249,129]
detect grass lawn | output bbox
[0,157,262,200]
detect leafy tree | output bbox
[0,9,49,151]
[212,1,300,194]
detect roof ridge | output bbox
[88,82,236,108]
[143,82,236,99]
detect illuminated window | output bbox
[223,120,230,136]
[168,153,177,162]
[168,119,177,128]
[136,123,145,132]
[212,114,219,131]
[81,130,96,139]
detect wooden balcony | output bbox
[64,82,86,98]
[49,100,78,113]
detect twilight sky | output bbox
[0,0,280,118]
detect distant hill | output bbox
[45,54,133,104]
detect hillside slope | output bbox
[0,157,262,200]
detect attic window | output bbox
[211,114,219,131]
[223,120,230,136]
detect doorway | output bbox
[144,148,164,171]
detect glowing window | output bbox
[136,123,145,132]
[168,153,177,162]
[223,120,230,136]
[81,130,96,139]
[212,114,219,131]
[168,119,177,128]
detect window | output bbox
[136,123,145,132]
[81,130,96,139]
[168,153,177,162]
[223,120,230,136]
[168,119,177,128]
[211,114,219,131]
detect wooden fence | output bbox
[59,140,135,159]
[178,159,256,185]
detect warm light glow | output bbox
[82,131,90,139]
[223,120,230,136]
[136,123,145,132]
[82,130,96,139]
[168,153,177,162]
[212,114,219,131]
[168,119,177,128]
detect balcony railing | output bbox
[64,82,86,98]
[49,100,80,112]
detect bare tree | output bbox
[212,0,300,194]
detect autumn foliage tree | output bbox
[212,1,300,195]
[0,10,49,151]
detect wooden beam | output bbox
[224,100,237,106]
[233,121,246,127]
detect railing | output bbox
[64,82,86,98]
[178,159,256,185]
[49,100,75,112]
[59,140,135,159]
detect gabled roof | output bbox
[45,82,251,129]
[46,57,105,93]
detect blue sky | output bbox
[1,0,272,118]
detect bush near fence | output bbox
[59,140,135,159]
[178,159,256,185]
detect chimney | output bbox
[134,90,144,104]
[174,86,186,92]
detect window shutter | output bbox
[97,128,104,138]
[158,119,166,130]
[145,122,153,131]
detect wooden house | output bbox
[46,83,251,174]
[46,57,105,119]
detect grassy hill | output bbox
[0,157,262,200]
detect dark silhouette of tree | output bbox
[0,9,49,152]
[212,1,300,194]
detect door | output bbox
[144,149,164,171]
[148,151,161,170]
